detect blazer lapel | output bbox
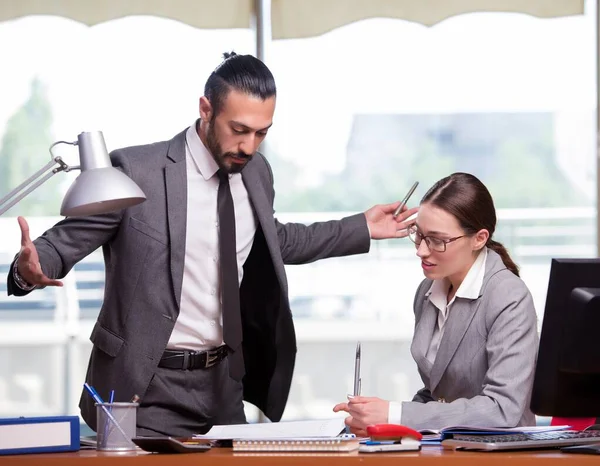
[165,130,188,307]
[411,298,437,382]
[242,160,288,296]
[429,298,481,392]
[423,249,507,393]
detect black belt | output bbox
[158,345,229,370]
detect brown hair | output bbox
[421,172,520,276]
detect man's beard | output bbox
[206,123,252,174]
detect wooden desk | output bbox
[1,446,598,465]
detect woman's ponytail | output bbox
[487,239,520,277]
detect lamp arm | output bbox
[0,156,72,216]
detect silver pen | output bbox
[353,341,361,396]
[393,181,419,218]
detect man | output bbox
[7,52,418,436]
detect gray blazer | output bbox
[7,128,371,428]
[401,249,538,429]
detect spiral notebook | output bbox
[232,436,360,452]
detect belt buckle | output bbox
[205,348,220,368]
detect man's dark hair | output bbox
[204,51,276,117]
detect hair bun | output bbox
[222,51,238,60]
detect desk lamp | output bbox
[0,131,145,216]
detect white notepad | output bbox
[195,418,347,440]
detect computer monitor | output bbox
[530,258,600,418]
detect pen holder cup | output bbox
[95,402,139,451]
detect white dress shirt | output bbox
[167,122,257,350]
[388,248,488,424]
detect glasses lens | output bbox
[429,237,447,252]
[432,241,445,252]
[408,225,419,245]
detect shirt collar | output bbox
[185,119,220,181]
[457,247,488,299]
[426,247,488,311]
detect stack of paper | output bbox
[195,418,359,452]
[195,418,347,441]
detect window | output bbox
[0,4,596,425]
[0,16,253,419]
[268,5,596,419]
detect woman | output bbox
[333,172,538,433]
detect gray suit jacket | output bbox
[7,128,371,429]
[401,249,538,429]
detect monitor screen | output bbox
[530,258,600,417]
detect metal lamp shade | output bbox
[60,167,146,216]
[59,131,146,216]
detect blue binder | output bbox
[0,416,80,455]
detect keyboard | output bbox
[442,430,600,451]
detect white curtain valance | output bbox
[0,0,253,29]
[0,0,585,38]
[271,0,585,39]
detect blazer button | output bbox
[438,397,446,403]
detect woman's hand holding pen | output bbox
[333,396,390,437]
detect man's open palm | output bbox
[17,216,62,288]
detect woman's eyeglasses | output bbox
[407,224,467,253]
